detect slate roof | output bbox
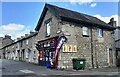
[35,4,115,31]
[1,32,38,49]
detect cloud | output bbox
[0,23,33,39]
[90,3,97,7]
[69,0,94,3]
[0,23,25,31]
[94,14,119,26]
[69,0,97,7]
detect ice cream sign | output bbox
[54,36,67,62]
[57,37,66,49]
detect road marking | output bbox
[19,69,34,74]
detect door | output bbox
[116,50,120,67]
[17,50,20,60]
[108,48,113,66]
[21,49,25,61]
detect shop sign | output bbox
[63,44,68,52]
[68,45,72,52]
[73,45,77,52]
[63,44,77,52]
[54,36,67,61]
[50,42,54,47]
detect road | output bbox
[0,59,120,77]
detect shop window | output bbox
[97,28,103,37]
[82,26,89,36]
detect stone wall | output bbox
[57,21,116,69]
[35,9,116,69]
[37,10,61,41]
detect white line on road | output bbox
[19,69,34,74]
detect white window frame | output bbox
[26,40,28,45]
[97,28,103,37]
[82,26,89,36]
[46,22,51,36]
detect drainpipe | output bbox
[94,40,98,68]
[90,26,94,68]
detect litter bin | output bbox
[72,58,86,70]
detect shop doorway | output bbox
[39,48,55,66]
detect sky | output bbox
[0,1,119,39]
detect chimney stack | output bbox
[5,35,11,39]
[30,31,34,35]
[25,34,29,37]
[21,36,24,39]
[17,38,21,41]
[108,18,116,27]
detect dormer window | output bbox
[82,26,89,36]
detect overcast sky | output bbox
[0,1,119,39]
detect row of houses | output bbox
[0,32,38,64]
[0,4,120,69]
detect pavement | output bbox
[0,59,120,77]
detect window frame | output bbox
[82,26,89,36]
[97,28,104,37]
[45,18,52,37]
[26,40,28,45]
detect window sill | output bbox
[45,35,50,37]
[97,36,103,38]
[82,35,89,37]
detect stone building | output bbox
[2,35,13,47]
[35,4,116,69]
[0,37,3,58]
[0,35,13,59]
[1,32,38,63]
[108,18,120,67]
[0,37,3,49]
[114,26,120,67]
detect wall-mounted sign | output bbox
[68,45,72,52]
[63,44,77,52]
[63,44,68,52]
[73,45,77,52]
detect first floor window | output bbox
[97,28,103,37]
[82,26,89,36]
[45,18,52,37]
[26,40,28,45]
[46,22,50,36]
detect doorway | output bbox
[108,48,114,66]
[39,48,55,66]
[21,49,25,61]
[116,49,120,67]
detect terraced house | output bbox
[35,4,116,69]
[1,32,38,64]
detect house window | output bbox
[97,28,103,37]
[45,18,52,37]
[26,40,28,45]
[82,26,89,36]
[46,22,51,36]
[20,41,23,47]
